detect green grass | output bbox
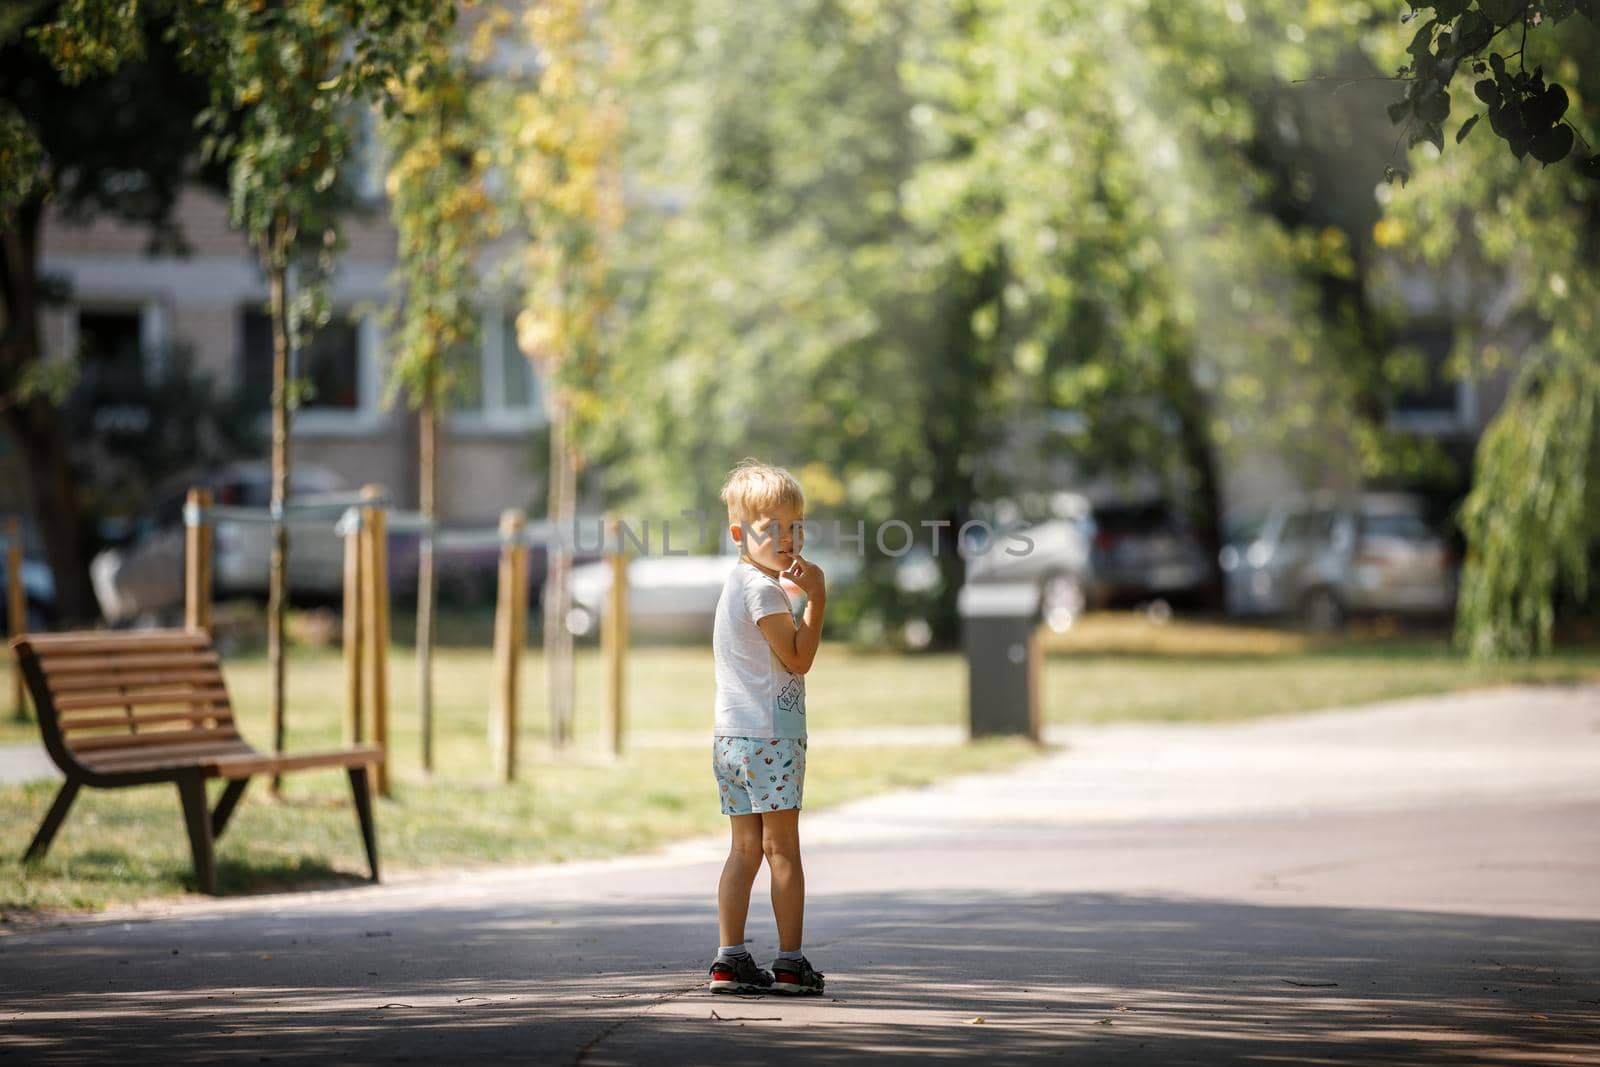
[0,737,1035,913]
[3,609,1597,914]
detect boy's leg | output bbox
[718,813,765,948]
[761,809,804,952]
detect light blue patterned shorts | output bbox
[713,736,807,816]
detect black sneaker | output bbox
[707,953,773,995]
[770,956,825,995]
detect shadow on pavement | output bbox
[4,888,1598,1064]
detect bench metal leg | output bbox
[211,778,250,840]
[348,766,379,882]
[177,772,217,895]
[23,778,82,863]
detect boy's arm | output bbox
[756,560,826,674]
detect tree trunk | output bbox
[266,219,293,793]
[0,197,97,624]
[416,392,437,774]
[1160,347,1225,613]
[543,388,575,749]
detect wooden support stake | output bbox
[491,509,528,784]
[6,517,26,721]
[603,514,627,758]
[361,485,391,797]
[343,509,365,747]
[184,488,214,636]
[1027,623,1042,744]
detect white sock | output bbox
[777,948,804,961]
[718,943,750,958]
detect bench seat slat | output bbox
[51,670,228,693]
[60,707,237,732]
[54,686,231,713]
[71,725,243,754]
[206,745,384,779]
[25,630,211,656]
[37,652,222,676]
[85,745,259,774]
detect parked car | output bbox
[966,493,1211,632]
[1219,490,1459,629]
[965,507,1094,633]
[568,553,805,642]
[90,462,351,624]
[0,523,56,633]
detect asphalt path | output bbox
[3,683,1598,1065]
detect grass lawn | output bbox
[2,610,1596,913]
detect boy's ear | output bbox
[728,522,744,546]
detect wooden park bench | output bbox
[14,628,383,894]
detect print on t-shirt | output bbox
[776,676,803,717]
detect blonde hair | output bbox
[720,458,805,524]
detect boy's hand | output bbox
[783,555,826,598]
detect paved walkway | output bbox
[3,683,1598,1064]
[0,740,56,783]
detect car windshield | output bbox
[1224,511,1269,545]
[1362,511,1433,541]
[1094,503,1171,533]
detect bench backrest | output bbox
[14,629,243,779]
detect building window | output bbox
[1388,322,1476,434]
[241,307,367,415]
[447,310,545,430]
[77,309,146,391]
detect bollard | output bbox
[603,514,628,758]
[184,488,214,636]
[491,509,529,783]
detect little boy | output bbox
[706,459,827,996]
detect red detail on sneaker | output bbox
[711,968,735,982]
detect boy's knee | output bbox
[729,837,764,864]
[761,835,800,863]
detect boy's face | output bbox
[734,506,804,574]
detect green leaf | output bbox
[1528,123,1574,164]
[1478,0,1522,23]
[1423,121,1445,152]
[1407,18,1439,54]
[1454,10,1493,51]
[1388,97,1413,124]
[1456,113,1480,142]
[1417,86,1451,123]
[1524,84,1569,130]
[1545,0,1576,20]
[1578,0,1596,20]
[1431,0,1469,17]
[1489,52,1507,76]
[1475,78,1500,106]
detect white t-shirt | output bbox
[713,559,806,738]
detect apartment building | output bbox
[36,179,545,528]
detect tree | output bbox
[160,0,459,778]
[608,0,1402,641]
[382,4,497,772]
[502,0,624,746]
[1366,8,1600,656]
[1384,1,1599,185]
[1,1,216,623]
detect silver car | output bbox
[91,462,351,625]
[567,553,808,642]
[1220,491,1460,629]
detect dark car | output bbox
[1085,499,1213,609]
